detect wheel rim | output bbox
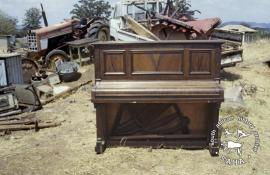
[49,54,65,70]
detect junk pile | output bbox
[30,61,81,102]
[0,52,59,133]
[0,6,97,122]
[110,0,243,67]
[0,35,87,132]
[0,53,41,116]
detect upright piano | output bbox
[91,40,224,156]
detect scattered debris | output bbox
[57,61,80,82]
[15,84,42,112]
[224,86,244,105]
[237,80,265,97]
[53,86,70,95]
[0,86,20,117]
[0,113,60,133]
[36,85,54,99]
[47,74,61,85]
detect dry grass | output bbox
[0,40,270,175]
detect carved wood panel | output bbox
[131,50,184,75]
[102,50,126,75]
[189,50,212,75]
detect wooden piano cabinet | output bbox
[91,41,224,156]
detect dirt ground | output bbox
[0,40,270,175]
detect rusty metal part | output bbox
[185,18,221,35]
[151,24,188,40]
[131,2,221,38]
[15,84,42,112]
[151,17,221,40]
[0,122,61,132]
[21,58,39,84]
[154,13,193,30]
[40,3,48,27]
[32,19,79,39]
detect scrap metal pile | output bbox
[0,3,108,128]
[0,52,62,133]
[110,0,243,67]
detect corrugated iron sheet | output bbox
[0,53,24,85]
[185,18,221,34]
[153,16,221,35]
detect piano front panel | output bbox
[98,44,219,80]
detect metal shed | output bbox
[218,25,257,43]
[0,53,24,86]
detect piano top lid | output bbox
[91,40,225,46]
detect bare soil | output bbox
[0,40,270,175]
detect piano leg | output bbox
[95,104,107,154]
[208,103,220,157]
[95,138,106,154]
[209,145,219,157]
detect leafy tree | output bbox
[70,0,111,19]
[0,10,17,35]
[23,7,42,30]
[171,0,201,20]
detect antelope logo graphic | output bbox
[217,116,260,166]
[221,140,243,156]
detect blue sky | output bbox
[0,0,269,25]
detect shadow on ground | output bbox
[220,69,242,81]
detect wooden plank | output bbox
[0,118,40,125]
[0,122,61,132]
[0,113,36,122]
[124,15,160,41]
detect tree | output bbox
[0,10,17,35]
[70,0,111,19]
[23,7,42,30]
[171,0,201,20]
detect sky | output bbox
[0,0,269,26]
